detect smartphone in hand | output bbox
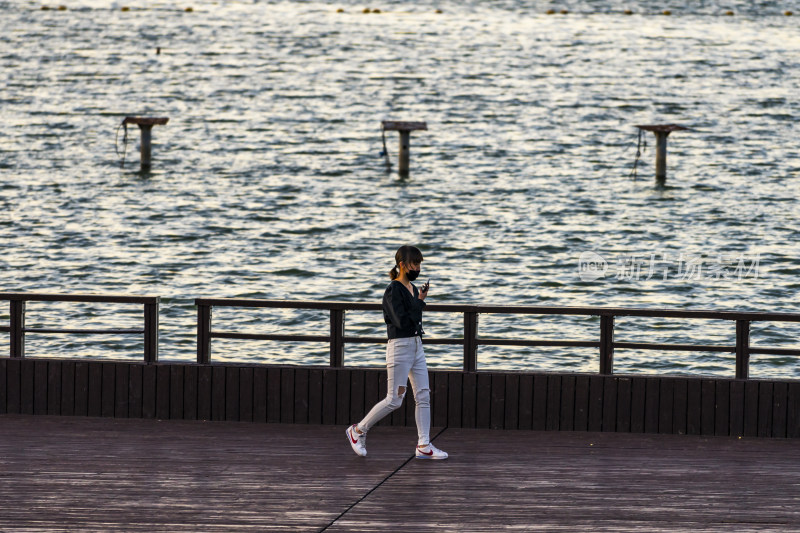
[423,279,431,293]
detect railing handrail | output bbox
[2,293,160,362]
[193,298,800,322]
[0,293,159,305]
[194,298,800,378]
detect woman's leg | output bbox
[407,336,431,446]
[357,338,414,433]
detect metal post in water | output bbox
[381,120,427,176]
[635,124,689,184]
[122,116,169,171]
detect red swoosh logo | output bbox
[349,428,358,444]
[419,448,433,456]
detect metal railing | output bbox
[0,293,160,363]
[194,298,800,379]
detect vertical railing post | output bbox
[197,304,212,364]
[330,308,345,367]
[463,311,478,372]
[599,314,614,375]
[735,319,750,380]
[143,300,159,363]
[10,299,25,358]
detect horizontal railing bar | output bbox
[748,347,800,356]
[194,299,800,322]
[0,293,159,304]
[23,328,144,335]
[343,336,465,345]
[0,326,9,333]
[210,332,330,342]
[614,342,735,353]
[477,338,601,348]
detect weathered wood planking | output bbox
[2,417,799,532]
[1,357,798,438]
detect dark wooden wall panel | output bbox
[587,376,603,432]
[211,366,226,422]
[743,381,759,437]
[183,365,198,421]
[672,379,687,436]
[170,365,184,421]
[788,383,800,439]
[253,367,268,423]
[349,369,364,427]
[7,359,20,414]
[448,372,463,429]
[226,366,240,422]
[772,382,788,439]
[504,374,519,430]
[729,380,745,437]
[714,381,729,437]
[559,375,574,432]
[461,372,476,428]
[128,364,142,419]
[601,377,617,432]
[240,367,254,423]
[21,359,35,415]
[34,360,47,416]
[3,359,798,440]
[490,374,505,430]
[47,361,61,416]
[115,364,129,418]
[87,363,102,418]
[757,382,773,438]
[142,364,156,419]
[293,368,308,424]
[434,371,449,429]
[101,363,115,418]
[616,377,631,433]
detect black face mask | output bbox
[406,269,420,281]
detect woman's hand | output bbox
[419,280,430,300]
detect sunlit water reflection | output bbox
[1,0,799,378]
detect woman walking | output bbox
[345,245,448,459]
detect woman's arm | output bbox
[384,282,414,330]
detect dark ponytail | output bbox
[389,245,424,279]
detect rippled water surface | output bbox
[2,0,800,377]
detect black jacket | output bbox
[383,280,426,339]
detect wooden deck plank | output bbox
[0,415,416,532]
[328,427,800,532]
[5,414,800,533]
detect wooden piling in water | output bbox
[122,117,169,171]
[381,121,427,175]
[635,124,689,184]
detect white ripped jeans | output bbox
[357,336,431,446]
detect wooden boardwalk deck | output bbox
[1,415,799,532]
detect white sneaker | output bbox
[346,424,367,457]
[415,442,448,460]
